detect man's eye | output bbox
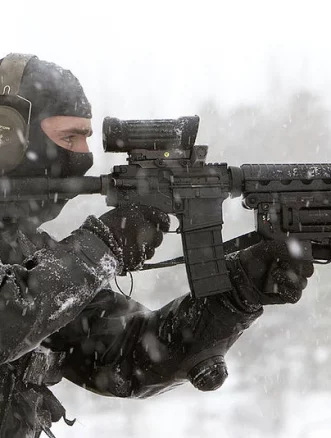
[61,136,76,149]
[63,136,74,143]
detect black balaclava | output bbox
[0,55,94,262]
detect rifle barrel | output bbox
[0,176,103,201]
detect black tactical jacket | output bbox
[0,217,262,437]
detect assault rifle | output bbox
[1,115,331,298]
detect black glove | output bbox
[143,241,314,393]
[99,204,170,272]
[233,240,314,306]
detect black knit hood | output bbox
[0,54,94,256]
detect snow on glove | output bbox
[99,204,170,272]
[236,240,314,306]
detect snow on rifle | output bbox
[1,115,331,298]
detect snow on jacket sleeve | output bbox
[0,216,121,365]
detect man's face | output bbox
[41,116,92,152]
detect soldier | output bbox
[0,53,314,437]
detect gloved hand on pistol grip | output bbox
[238,241,314,305]
[99,204,170,272]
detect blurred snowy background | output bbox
[3,0,331,436]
